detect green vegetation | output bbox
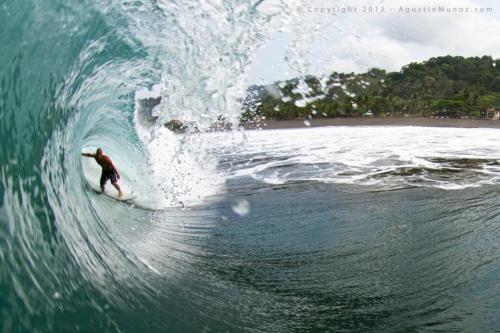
[242,56,500,121]
[164,119,188,132]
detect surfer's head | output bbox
[96,148,103,157]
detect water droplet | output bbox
[232,199,250,216]
[304,119,311,126]
[295,99,307,108]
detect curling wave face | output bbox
[0,0,284,331]
[0,1,165,330]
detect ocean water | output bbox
[1,0,500,332]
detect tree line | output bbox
[241,55,500,121]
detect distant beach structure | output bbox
[486,107,500,120]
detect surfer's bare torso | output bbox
[81,148,122,197]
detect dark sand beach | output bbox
[255,117,500,130]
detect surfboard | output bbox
[91,187,137,202]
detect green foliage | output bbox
[164,119,188,132]
[242,56,500,120]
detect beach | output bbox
[254,117,500,130]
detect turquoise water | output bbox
[1,1,500,332]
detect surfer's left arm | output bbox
[81,152,96,158]
[113,165,120,179]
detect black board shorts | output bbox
[100,169,118,185]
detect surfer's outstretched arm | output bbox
[81,153,96,158]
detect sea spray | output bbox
[130,0,317,207]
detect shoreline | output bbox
[248,117,500,130]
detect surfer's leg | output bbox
[112,181,122,198]
[110,172,122,198]
[100,173,107,192]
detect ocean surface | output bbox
[1,1,500,332]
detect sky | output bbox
[247,0,500,85]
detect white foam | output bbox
[134,91,225,209]
[135,84,162,100]
[217,126,500,190]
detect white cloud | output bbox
[248,0,500,84]
[373,0,500,57]
[328,34,413,72]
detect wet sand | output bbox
[248,117,500,130]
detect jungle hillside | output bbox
[242,55,500,121]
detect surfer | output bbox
[81,148,122,198]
